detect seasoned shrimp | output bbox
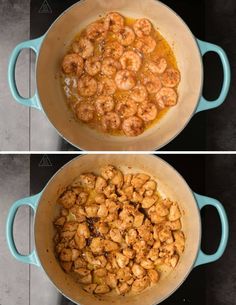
[115,99,137,119]
[98,77,117,95]
[95,96,115,115]
[156,87,177,108]
[105,12,124,33]
[146,58,167,74]
[86,22,107,42]
[72,38,94,59]
[104,41,124,59]
[117,26,135,46]
[120,51,142,72]
[131,85,147,102]
[133,18,152,37]
[75,102,95,122]
[137,102,158,122]
[135,36,156,54]
[101,112,121,131]
[62,54,84,76]
[78,75,97,97]
[61,12,181,137]
[101,57,121,76]
[84,56,101,76]
[142,73,162,94]
[122,116,144,136]
[161,68,180,87]
[115,70,136,90]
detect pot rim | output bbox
[33,154,202,305]
[35,0,204,151]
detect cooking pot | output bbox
[6,155,228,304]
[8,0,230,151]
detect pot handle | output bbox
[6,192,42,267]
[195,39,231,113]
[8,36,44,110]
[194,192,229,267]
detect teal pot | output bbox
[8,0,231,151]
[6,155,229,305]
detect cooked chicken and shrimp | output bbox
[53,165,185,295]
[61,12,181,137]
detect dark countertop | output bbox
[30,154,236,305]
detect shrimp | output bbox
[78,75,97,97]
[101,112,121,131]
[117,26,136,46]
[133,18,152,37]
[75,102,95,122]
[72,38,94,59]
[84,56,101,76]
[95,96,115,115]
[142,73,162,94]
[62,54,84,76]
[105,12,125,33]
[98,77,117,95]
[115,70,136,91]
[135,36,156,54]
[86,22,107,42]
[120,51,142,72]
[122,116,144,137]
[146,58,167,74]
[131,85,147,102]
[115,99,137,119]
[156,87,177,108]
[137,102,158,122]
[104,41,124,59]
[161,68,180,87]
[101,57,121,77]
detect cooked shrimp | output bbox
[105,12,124,33]
[98,77,117,95]
[120,51,142,72]
[72,38,94,59]
[161,68,180,87]
[135,36,156,54]
[75,102,95,122]
[156,87,177,108]
[104,41,124,59]
[137,102,157,122]
[101,57,121,76]
[146,58,167,74]
[84,56,101,76]
[142,73,162,94]
[115,70,136,90]
[115,99,137,119]
[101,112,121,131]
[86,22,107,42]
[117,26,135,46]
[131,85,147,102]
[133,18,152,37]
[122,116,144,137]
[78,75,97,97]
[95,96,115,115]
[62,54,84,76]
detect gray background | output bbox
[0,155,61,305]
[0,0,236,151]
[0,154,236,305]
